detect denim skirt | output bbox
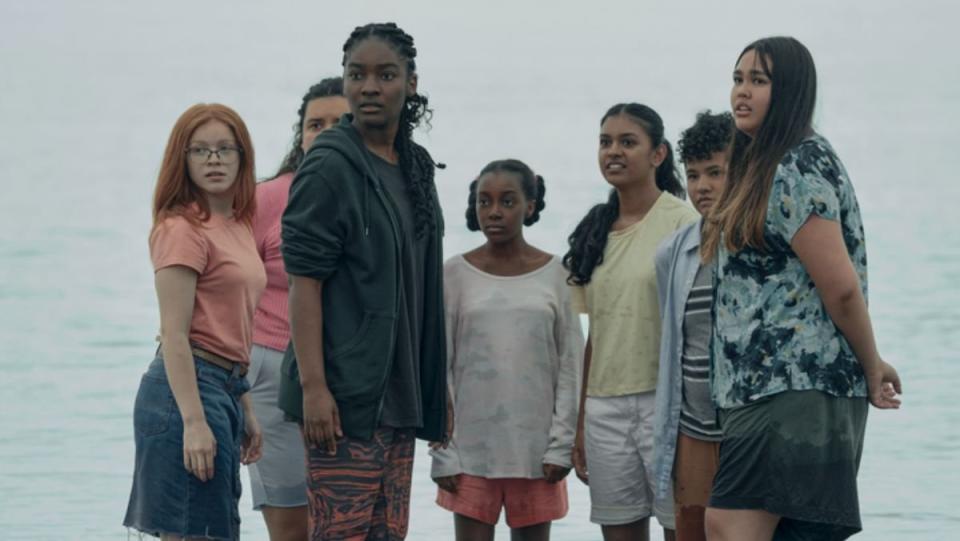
[123,354,250,540]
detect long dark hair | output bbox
[465,159,546,231]
[563,103,683,285]
[342,22,442,238]
[701,36,817,260]
[273,77,344,178]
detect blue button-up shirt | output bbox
[651,219,707,502]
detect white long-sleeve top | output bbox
[430,254,583,479]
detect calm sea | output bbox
[1,0,957,538]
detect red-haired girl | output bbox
[123,103,266,541]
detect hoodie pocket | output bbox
[326,310,396,400]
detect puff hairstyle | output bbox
[465,159,546,231]
[678,110,734,164]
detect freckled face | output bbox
[186,120,240,198]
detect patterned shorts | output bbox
[305,427,416,541]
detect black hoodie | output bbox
[278,115,447,442]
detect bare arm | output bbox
[572,332,592,484]
[792,215,901,408]
[288,274,342,452]
[155,266,217,481]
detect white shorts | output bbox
[584,391,674,529]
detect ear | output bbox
[407,73,418,98]
[526,199,535,218]
[652,143,668,168]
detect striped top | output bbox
[679,264,721,441]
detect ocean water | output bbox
[1,0,958,539]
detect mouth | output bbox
[205,172,226,180]
[483,225,506,234]
[604,162,627,173]
[734,102,752,117]
[358,103,383,113]
[696,197,714,210]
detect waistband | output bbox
[191,346,247,377]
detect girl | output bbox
[431,160,583,541]
[652,111,734,541]
[278,23,447,541]
[246,77,348,541]
[565,103,698,541]
[123,103,265,541]
[701,37,902,541]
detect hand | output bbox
[241,411,262,465]
[183,419,217,482]
[572,427,588,485]
[433,474,459,493]
[542,463,571,483]
[866,359,902,409]
[303,385,342,454]
[429,390,455,450]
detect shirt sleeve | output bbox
[768,143,842,244]
[431,260,462,478]
[281,167,352,280]
[149,216,207,273]
[543,266,585,469]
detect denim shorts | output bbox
[123,354,250,540]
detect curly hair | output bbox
[273,77,344,178]
[678,110,734,165]
[465,159,546,231]
[342,22,442,238]
[563,103,682,285]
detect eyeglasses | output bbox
[185,146,242,164]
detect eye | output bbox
[478,198,490,207]
[753,77,768,85]
[503,198,515,207]
[348,71,362,81]
[599,138,610,147]
[381,72,396,81]
[621,139,635,148]
[733,75,743,84]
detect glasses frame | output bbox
[184,145,243,164]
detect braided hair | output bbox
[465,159,546,231]
[273,77,344,178]
[563,103,683,285]
[342,22,442,238]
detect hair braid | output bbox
[342,22,442,238]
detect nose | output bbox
[360,74,380,96]
[487,204,503,219]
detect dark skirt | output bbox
[710,390,869,540]
[123,355,250,540]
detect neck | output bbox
[483,235,528,259]
[616,176,661,218]
[355,118,400,163]
[206,193,234,218]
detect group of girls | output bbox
[121,20,901,541]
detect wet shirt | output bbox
[371,153,425,428]
[711,134,869,409]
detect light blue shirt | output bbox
[652,219,706,501]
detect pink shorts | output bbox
[436,474,568,528]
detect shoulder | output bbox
[257,173,294,198]
[656,193,700,222]
[776,134,847,189]
[656,220,697,262]
[152,213,203,240]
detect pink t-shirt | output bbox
[251,173,293,351]
[150,212,266,365]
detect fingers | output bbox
[435,476,458,493]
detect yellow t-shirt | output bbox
[572,192,698,397]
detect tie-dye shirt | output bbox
[430,255,583,479]
[711,134,869,409]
